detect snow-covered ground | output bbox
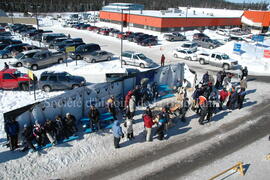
[1,15,270,179]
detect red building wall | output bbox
[100,11,242,28]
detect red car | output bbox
[0,27,5,32]
[0,68,31,90]
[87,26,98,31]
[98,28,110,35]
[117,32,127,39]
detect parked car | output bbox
[0,27,5,32]
[87,26,99,31]
[39,71,86,92]
[80,24,91,29]
[172,49,197,61]
[121,51,156,68]
[83,50,113,63]
[98,28,110,35]
[9,49,42,67]
[47,37,69,49]
[109,29,120,37]
[42,33,67,44]
[193,33,209,40]
[216,28,229,36]
[164,32,186,41]
[0,68,31,90]
[127,32,143,42]
[0,39,22,45]
[193,38,222,49]
[197,52,238,70]
[22,50,66,70]
[0,31,12,37]
[54,38,84,51]
[0,43,28,58]
[227,35,247,42]
[0,43,8,50]
[178,42,198,52]
[69,43,101,60]
[138,38,158,46]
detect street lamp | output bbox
[120,9,123,68]
[184,6,190,36]
[30,4,41,30]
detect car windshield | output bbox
[182,44,191,48]
[13,70,22,78]
[15,53,24,59]
[187,51,193,54]
[221,54,229,59]
[137,54,147,60]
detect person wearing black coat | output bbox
[198,101,208,125]
[55,115,67,140]
[88,105,100,131]
[215,71,222,89]
[6,119,20,151]
[44,119,57,144]
[21,125,36,152]
[132,85,141,106]
[202,71,209,84]
[238,88,247,109]
[64,113,77,136]
[241,67,248,80]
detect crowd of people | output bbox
[4,67,249,151]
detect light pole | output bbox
[30,4,41,47]
[120,9,123,68]
[184,6,189,36]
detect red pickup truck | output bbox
[0,68,31,90]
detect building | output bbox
[100,6,243,32]
[242,10,270,33]
[102,3,144,11]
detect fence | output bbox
[0,17,37,25]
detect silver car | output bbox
[83,50,113,63]
[9,49,42,67]
[22,50,65,70]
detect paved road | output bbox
[73,100,270,180]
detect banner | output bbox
[65,46,75,53]
[233,43,241,54]
[28,70,34,80]
[264,50,270,58]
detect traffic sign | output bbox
[28,70,34,80]
[252,35,264,42]
[233,43,241,54]
[65,46,75,53]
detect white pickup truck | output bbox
[197,52,239,70]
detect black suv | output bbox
[39,71,86,92]
[69,43,101,60]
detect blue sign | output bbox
[233,43,241,53]
[252,35,264,42]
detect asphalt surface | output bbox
[74,99,270,180]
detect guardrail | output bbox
[209,162,245,180]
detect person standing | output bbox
[112,120,124,148]
[21,124,36,152]
[198,100,208,125]
[241,66,248,80]
[240,78,247,91]
[33,122,46,147]
[4,62,9,70]
[238,88,247,109]
[125,113,134,140]
[6,119,19,151]
[143,108,154,142]
[215,71,222,89]
[129,95,136,119]
[156,115,165,140]
[88,105,100,131]
[151,82,159,100]
[55,115,67,140]
[160,54,165,67]
[107,96,117,120]
[64,113,77,136]
[219,88,229,110]
[202,71,209,84]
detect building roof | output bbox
[103,7,243,18]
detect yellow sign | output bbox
[28,70,34,80]
[65,46,75,53]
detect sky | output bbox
[226,0,268,3]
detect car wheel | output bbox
[3,54,8,58]
[223,64,230,70]
[43,85,51,92]
[122,60,127,65]
[31,64,38,70]
[107,56,111,61]
[58,59,64,63]
[16,62,22,67]
[72,84,79,89]
[91,59,96,63]
[76,55,81,60]
[174,54,178,58]
[199,59,205,65]
[20,83,29,91]
[140,63,145,68]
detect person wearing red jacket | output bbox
[143,107,153,142]
[219,88,229,110]
[125,90,133,107]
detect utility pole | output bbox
[120,9,123,68]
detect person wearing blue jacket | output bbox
[112,120,124,149]
[6,119,20,151]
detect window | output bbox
[48,76,57,81]
[133,55,139,60]
[211,54,216,58]
[3,73,15,79]
[216,55,222,60]
[58,76,68,81]
[122,52,132,58]
[40,76,48,81]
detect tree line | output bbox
[0,0,269,13]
